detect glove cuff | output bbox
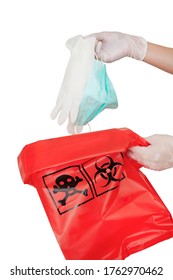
[127,35,148,61]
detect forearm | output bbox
[144,42,173,74]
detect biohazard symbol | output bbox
[53,174,88,206]
[94,156,125,187]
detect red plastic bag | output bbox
[18,128,173,260]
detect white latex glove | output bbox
[127,134,173,171]
[66,35,82,51]
[50,36,95,125]
[86,31,147,63]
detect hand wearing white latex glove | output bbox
[86,31,148,63]
[127,134,173,171]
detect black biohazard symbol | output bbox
[94,156,125,187]
[53,174,88,206]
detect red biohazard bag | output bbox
[18,128,173,260]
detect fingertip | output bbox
[76,125,83,133]
[70,107,79,123]
[58,111,67,125]
[50,105,60,120]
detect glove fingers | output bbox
[50,101,62,120]
[76,125,83,133]
[58,100,72,125]
[127,145,158,169]
[127,146,149,161]
[67,119,75,134]
[70,100,80,123]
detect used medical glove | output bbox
[51,36,96,125]
[66,34,82,51]
[51,35,118,134]
[127,134,173,171]
[87,31,148,63]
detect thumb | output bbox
[95,41,102,59]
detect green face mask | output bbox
[75,60,118,126]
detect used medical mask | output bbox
[75,59,118,126]
[51,35,118,134]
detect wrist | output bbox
[127,35,148,61]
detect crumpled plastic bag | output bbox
[18,128,173,260]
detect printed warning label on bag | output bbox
[43,153,125,214]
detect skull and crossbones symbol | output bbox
[53,174,88,206]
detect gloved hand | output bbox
[86,31,148,63]
[127,134,173,171]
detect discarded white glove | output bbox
[51,36,96,126]
[51,35,118,134]
[86,31,147,63]
[127,134,173,171]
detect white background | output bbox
[0,0,173,279]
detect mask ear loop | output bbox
[94,49,103,62]
[87,123,91,132]
[94,51,98,60]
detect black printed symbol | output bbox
[94,156,125,187]
[53,174,88,206]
